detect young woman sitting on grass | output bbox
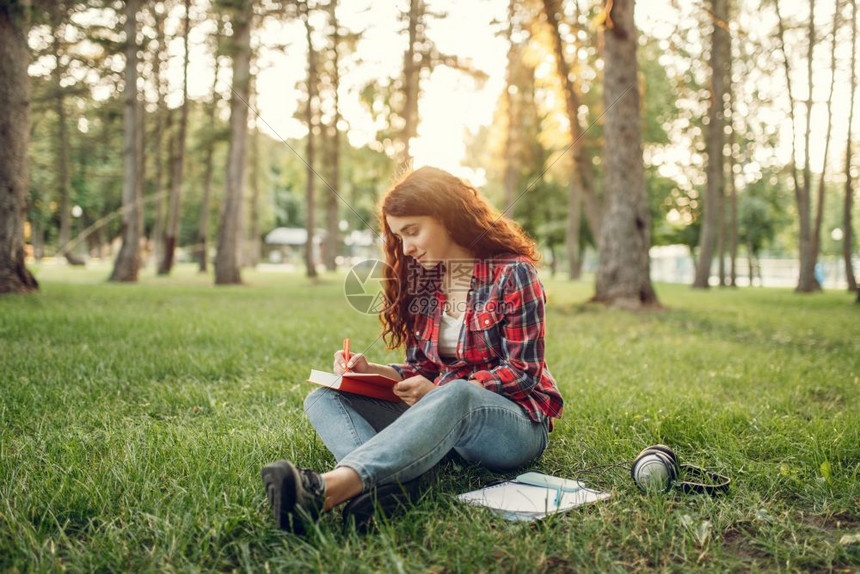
[262,166,564,532]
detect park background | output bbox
[1,0,859,571]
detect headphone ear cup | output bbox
[632,445,679,480]
[631,448,676,492]
[648,444,679,476]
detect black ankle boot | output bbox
[342,471,433,532]
[261,460,326,534]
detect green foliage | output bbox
[1,266,858,571]
[640,39,675,147]
[739,170,792,256]
[514,174,571,252]
[648,166,691,248]
[17,0,855,278]
[818,179,859,257]
[26,47,391,258]
[262,134,392,234]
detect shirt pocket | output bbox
[466,309,504,363]
[409,316,434,353]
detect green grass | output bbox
[1,262,858,572]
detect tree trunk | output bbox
[198,17,223,273]
[593,0,658,309]
[303,2,318,278]
[798,0,819,291]
[214,0,252,285]
[503,0,521,214]
[49,5,82,266]
[543,0,582,279]
[136,80,146,261]
[845,0,857,292]
[159,0,191,275]
[324,0,341,272]
[0,0,38,294]
[152,4,167,269]
[811,1,839,284]
[747,244,760,287]
[246,86,261,268]
[153,111,170,269]
[728,89,738,287]
[747,245,753,286]
[566,174,582,279]
[775,0,818,292]
[33,220,44,261]
[399,0,421,170]
[717,188,725,286]
[324,129,338,271]
[694,0,730,288]
[542,0,603,258]
[109,0,143,283]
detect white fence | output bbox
[648,245,859,288]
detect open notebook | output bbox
[457,472,610,522]
[307,369,400,402]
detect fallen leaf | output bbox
[839,533,860,546]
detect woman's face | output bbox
[386,214,461,269]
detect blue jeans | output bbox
[303,379,549,490]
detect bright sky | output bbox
[248,0,856,182]
[247,0,510,183]
[36,0,859,186]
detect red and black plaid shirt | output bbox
[389,253,564,429]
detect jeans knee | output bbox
[435,378,481,404]
[304,387,336,415]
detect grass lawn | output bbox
[1,262,858,572]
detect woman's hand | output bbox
[333,350,369,375]
[393,375,437,406]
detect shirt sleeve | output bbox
[467,261,547,399]
[389,340,441,382]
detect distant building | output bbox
[264,227,325,265]
[263,227,381,267]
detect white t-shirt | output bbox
[437,311,465,359]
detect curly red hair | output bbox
[378,166,540,350]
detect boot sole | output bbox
[261,461,301,533]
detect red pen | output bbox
[343,338,351,371]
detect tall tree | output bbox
[323,0,341,272]
[197,14,224,273]
[727,108,738,287]
[48,0,84,265]
[594,0,658,308]
[392,0,486,169]
[810,0,839,279]
[844,0,858,293]
[502,0,523,214]
[399,0,421,169]
[159,0,192,275]
[775,0,820,292]
[694,0,731,288]
[214,0,252,285]
[0,0,38,293]
[245,73,261,268]
[151,1,168,269]
[109,0,144,283]
[301,0,318,278]
[542,0,602,279]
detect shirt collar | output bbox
[471,258,494,287]
[437,253,522,289]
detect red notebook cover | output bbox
[307,369,401,402]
